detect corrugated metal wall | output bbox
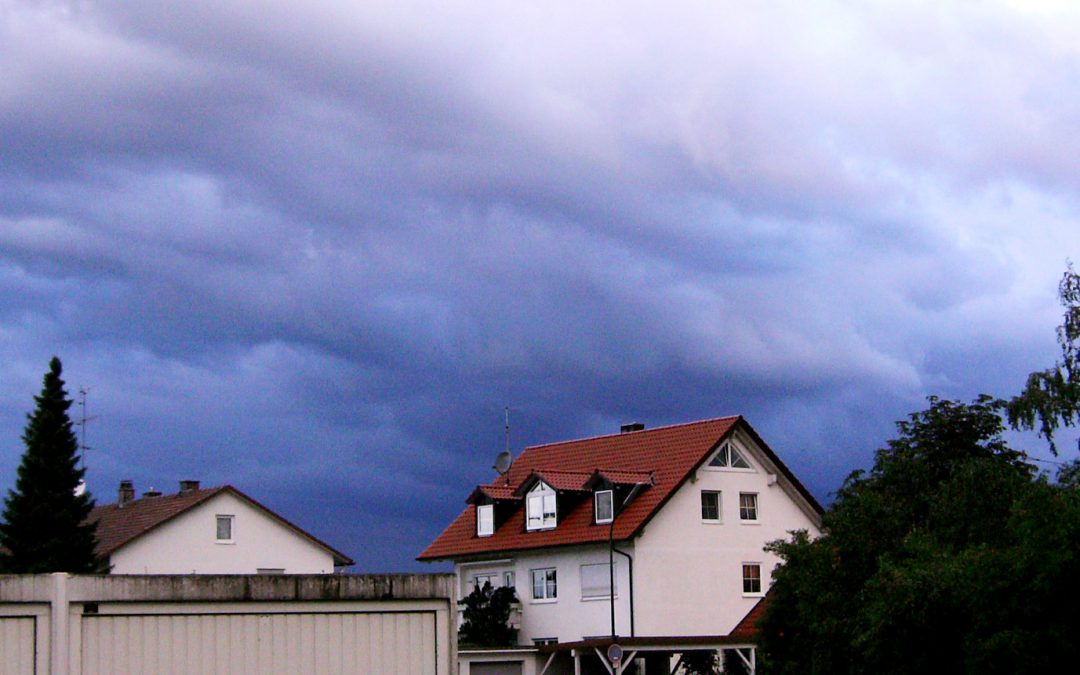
[80,610,437,675]
[0,615,36,675]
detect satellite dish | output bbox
[493,450,512,475]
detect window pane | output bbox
[709,444,729,467]
[743,564,761,594]
[532,568,556,599]
[739,493,758,520]
[216,515,232,540]
[730,446,751,469]
[595,490,613,523]
[477,504,494,536]
[542,494,557,526]
[701,491,720,520]
[527,494,542,528]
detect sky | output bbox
[2,1,1080,572]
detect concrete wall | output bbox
[0,573,456,675]
[110,491,336,574]
[633,428,821,636]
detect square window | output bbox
[580,562,616,599]
[739,493,758,521]
[743,563,762,595]
[595,490,614,524]
[215,515,234,542]
[526,482,557,530]
[531,568,557,600]
[477,504,494,537]
[700,491,721,521]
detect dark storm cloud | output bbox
[2,1,1080,569]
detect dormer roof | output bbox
[466,484,519,504]
[513,470,592,496]
[419,415,820,561]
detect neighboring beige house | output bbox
[419,416,823,675]
[87,480,353,574]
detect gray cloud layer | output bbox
[2,1,1079,569]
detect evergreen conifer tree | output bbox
[0,357,101,572]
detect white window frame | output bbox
[504,571,515,588]
[215,514,234,543]
[700,490,722,522]
[476,503,495,537]
[742,562,763,596]
[594,489,614,524]
[471,573,497,590]
[531,567,557,602]
[526,482,557,531]
[739,492,759,523]
[706,442,754,471]
[580,562,616,601]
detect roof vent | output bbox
[620,422,645,433]
[143,487,162,498]
[118,480,135,506]
[179,480,200,494]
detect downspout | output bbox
[612,544,634,637]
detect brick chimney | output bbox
[117,480,135,506]
[179,480,200,494]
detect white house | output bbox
[87,480,353,574]
[419,417,823,675]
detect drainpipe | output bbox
[608,478,651,639]
[612,544,634,637]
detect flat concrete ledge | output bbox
[0,573,456,603]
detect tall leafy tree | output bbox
[1007,263,1080,453]
[0,357,101,573]
[758,396,1080,674]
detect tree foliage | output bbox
[0,357,101,573]
[458,581,518,647]
[758,396,1080,674]
[1007,264,1080,454]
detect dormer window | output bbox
[476,504,494,537]
[594,490,614,524]
[526,482,557,530]
[708,442,752,469]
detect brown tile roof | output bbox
[87,485,354,567]
[422,415,824,561]
[515,469,593,494]
[467,484,519,504]
[729,593,770,641]
[592,469,654,485]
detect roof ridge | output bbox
[525,415,741,450]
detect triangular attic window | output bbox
[708,442,751,469]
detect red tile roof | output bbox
[516,469,593,494]
[729,593,770,640]
[420,416,820,561]
[87,485,354,567]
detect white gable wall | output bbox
[633,430,821,636]
[108,492,336,574]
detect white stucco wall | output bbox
[457,544,632,645]
[108,492,337,574]
[633,429,821,636]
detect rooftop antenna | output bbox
[76,386,98,471]
[493,407,512,486]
